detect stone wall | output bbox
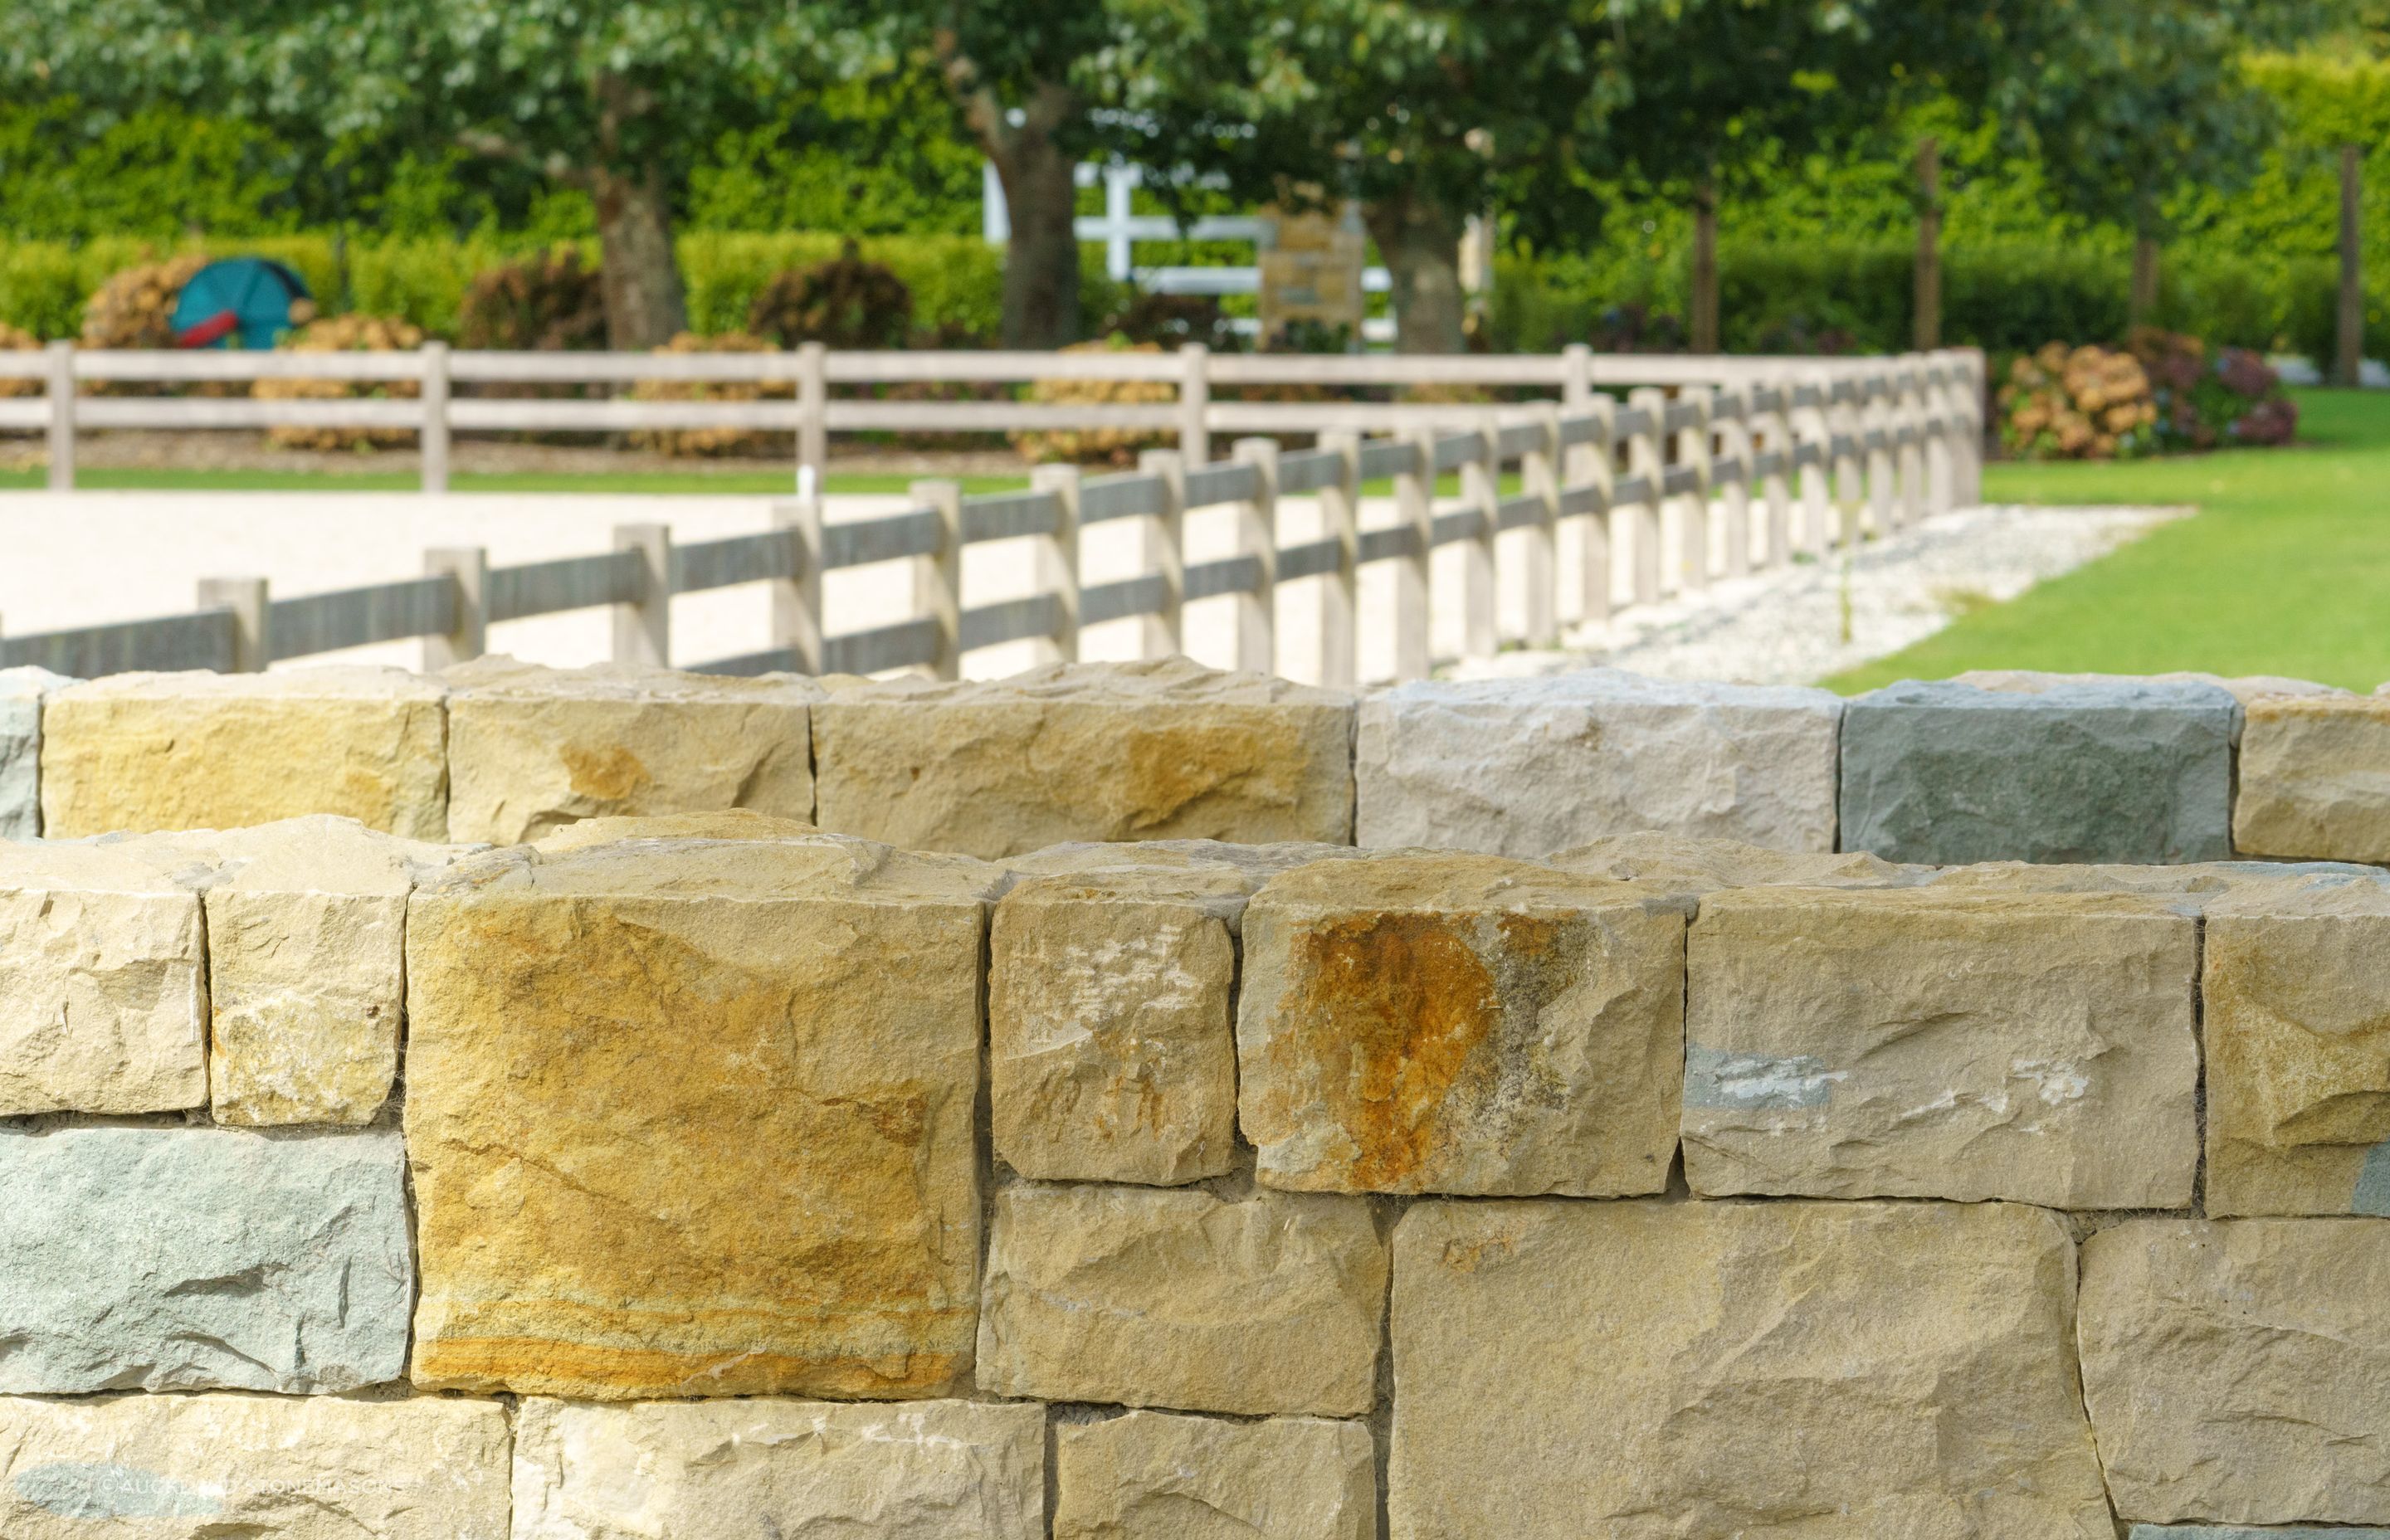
[4,813,2389,1536]
[11,658,2390,869]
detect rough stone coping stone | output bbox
[403,825,1002,1401]
[2128,1530,2390,1538]
[524,806,819,852]
[811,657,1358,858]
[1955,667,2337,708]
[441,655,821,846]
[1927,856,2378,899]
[1388,1197,2112,1539]
[1236,851,1686,1197]
[1836,676,2240,865]
[0,1391,511,1540]
[41,666,450,841]
[2203,870,2390,1216]
[1054,1410,1375,1540]
[510,1396,1046,1540]
[0,665,69,841]
[2235,689,2390,862]
[990,841,1359,1187]
[2081,1217,2390,1526]
[1685,885,2200,1208]
[0,836,206,1115]
[975,1182,1387,1418]
[0,1123,412,1394]
[1548,830,1930,894]
[1354,670,1843,857]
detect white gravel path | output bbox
[1453,504,2184,687]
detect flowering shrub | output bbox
[1999,331,2296,460]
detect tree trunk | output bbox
[591,166,689,350]
[1363,193,1468,353]
[1914,137,1942,351]
[992,129,1081,349]
[2129,231,2160,331]
[2339,143,2363,388]
[1690,184,1720,353]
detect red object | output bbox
[175,310,241,348]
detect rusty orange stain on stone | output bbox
[1122,721,1301,831]
[1284,910,1501,1188]
[560,743,652,803]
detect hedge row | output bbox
[0,230,2368,360]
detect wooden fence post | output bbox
[1959,350,1986,506]
[1626,387,1666,607]
[1519,404,1562,648]
[1924,363,1955,517]
[1229,437,1280,675]
[198,577,269,673]
[1676,387,1714,592]
[771,495,825,675]
[1459,421,1499,660]
[422,546,486,669]
[1178,344,1211,466]
[611,523,671,667]
[1831,380,1864,542]
[1801,383,1836,557]
[1571,395,1615,626]
[1135,448,1188,659]
[1758,390,1792,568]
[44,341,73,493]
[1393,431,1436,681]
[1716,387,1753,579]
[1315,430,1361,689]
[419,341,451,495]
[1865,374,1896,535]
[797,342,829,493]
[1030,463,1083,665]
[1896,360,1928,526]
[1561,342,1594,412]
[909,479,963,680]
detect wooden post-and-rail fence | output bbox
[0,347,1984,685]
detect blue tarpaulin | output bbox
[170,258,313,349]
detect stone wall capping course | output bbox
[1236,850,1687,1197]
[441,655,822,846]
[811,657,1357,858]
[0,665,71,841]
[1838,675,2240,865]
[2236,688,2390,862]
[1685,883,2201,1207]
[41,665,451,841]
[1354,670,1844,857]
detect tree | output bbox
[2246,46,2390,381]
[1106,1,1634,353]
[5,0,811,348]
[2002,0,2315,329]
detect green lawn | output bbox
[1828,387,2390,694]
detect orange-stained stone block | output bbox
[402,819,999,1400]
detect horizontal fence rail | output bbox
[0,348,1983,686]
[0,340,1978,499]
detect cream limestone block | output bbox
[510,1396,1045,1540]
[0,1391,510,1539]
[1236,853,1685,1197]
[2081,1218,2390,1525]
[41,667,448,839]
[442,657,820,845]
[812,659,1355,858]
[976,1182,1386,1417]
[404,825,1001,1400]
[991,841,1358,1186]
[1684,885,2199,1207]
[170,817,462,1126]
[2236,690,2390,862]
[1055,1411,1374,1540]
[1388,1198,2113,1539]
[0,838,203,1114]
[0,665,70,840]
[1549,830,1929,894]
[1354,670,1844,855]
[2203,871,2390,1216]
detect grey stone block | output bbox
[0,1123,412,1393]
[0,667,68,841]
[1837,678,2239,865]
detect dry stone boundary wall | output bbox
[2,811,2389,1535]
[12,655,2390,870]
